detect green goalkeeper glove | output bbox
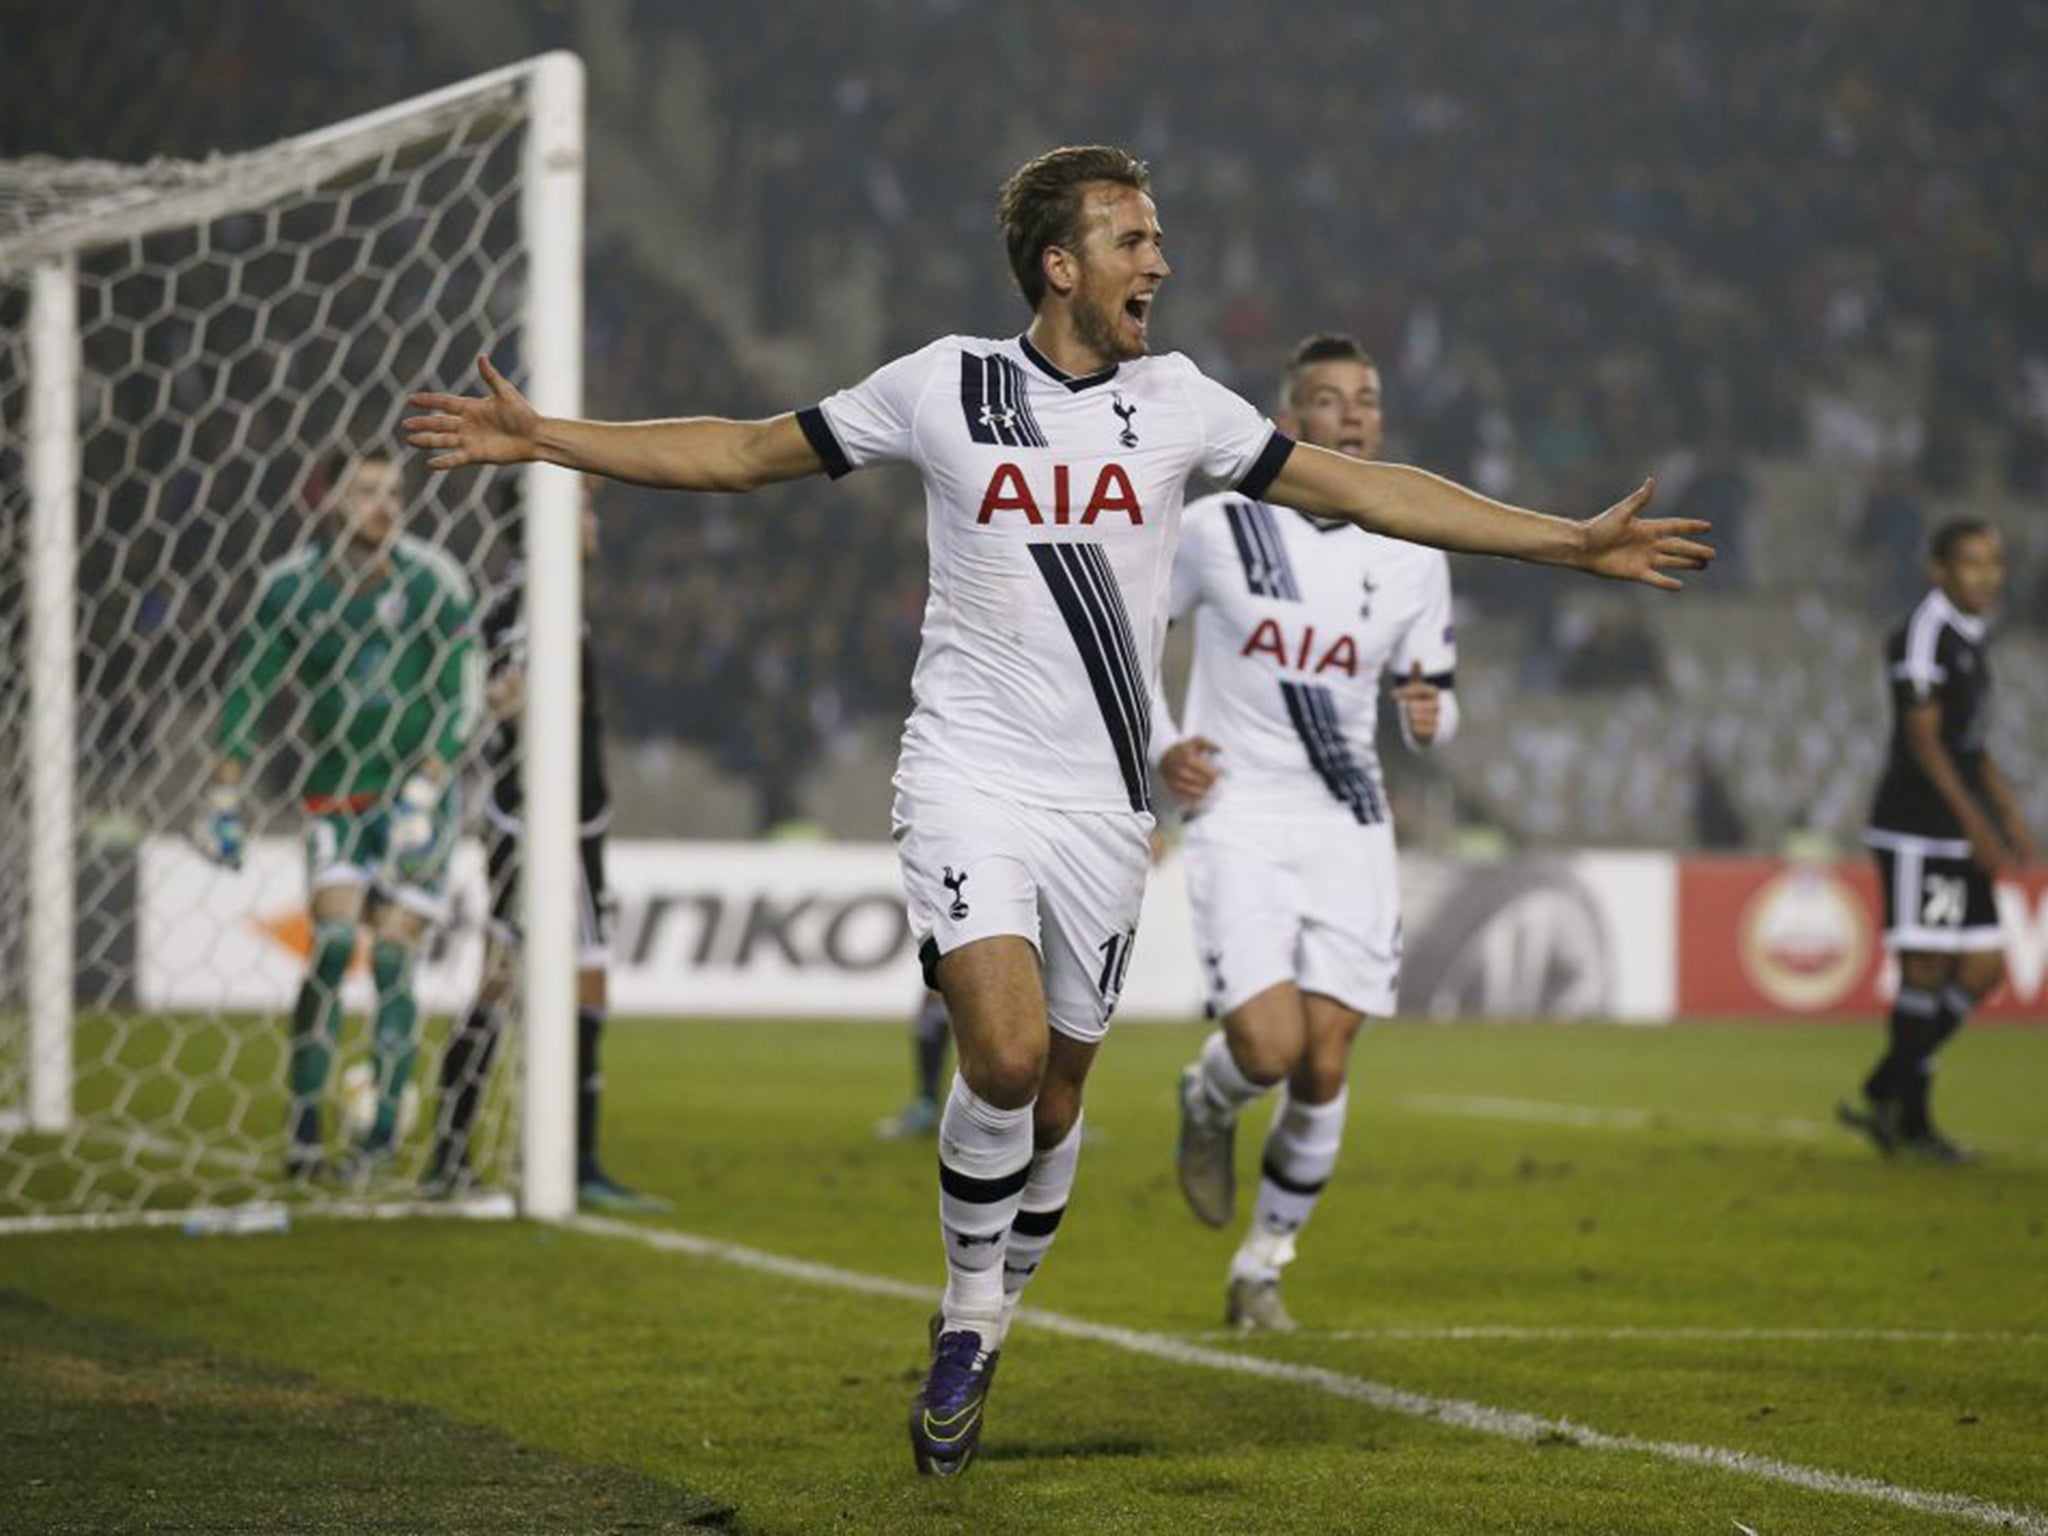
[192,784,246,871]
[386,773,448,883]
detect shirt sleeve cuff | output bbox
[1234,429,1295,500]
[796,405,854,480]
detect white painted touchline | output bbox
[1179,1326,2048,1347]
[566,1215,2048,1534]
[1402,1093,2048,1155]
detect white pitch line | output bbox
[566,1215,2048,1534]
[1180,1326,2048,1347]
[1403,1093,2048,1155]
[0,1191,514,1237]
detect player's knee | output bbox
[1294,1050,1351,1104]
[958,1036,1045,1109]
[1898,952,1953,992]
[1229,1028,1298,1088]
[1032,1085,1083,1148]
[308,920,355,989]
[1957,950,2005,1000]
[478,941,517,1004]
[370,937,414,995]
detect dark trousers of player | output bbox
[432,828,610,1182]
[432,1004,607,1179]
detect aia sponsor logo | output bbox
[976,462,1142,525]
[1240,618,1362,679]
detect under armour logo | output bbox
[978,403,1017,432]
[942,866,970,921]
[951,1230,1002,1249]
[1112,393,1139,448]
[1360,573,1378,620]
[1202,947,1227,996]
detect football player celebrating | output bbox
[407,145,1710,1476]
[1155,334,1454,1330]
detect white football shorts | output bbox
[894,783,1152,1044]
[1184,808,1402,1018]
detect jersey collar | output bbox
[1929,587,1988,643]
[1018,333,1120,393]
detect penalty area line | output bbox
[565,1214,2047,1534]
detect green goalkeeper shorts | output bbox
[303,790,455,923]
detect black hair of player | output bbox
[1929,517,1993,568]
[1280,333,1377,409]
[997,145,1151,310]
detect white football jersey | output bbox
[1157,494,1457,822]
[800,334,1292,815]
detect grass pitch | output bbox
[3,1016,2045,1533]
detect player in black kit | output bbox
[425,477,665,1209]
[1840,520,2036,1162]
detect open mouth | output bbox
[1123,293,1153,336]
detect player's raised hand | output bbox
[1161,736,1222,808]
[1394,661,1440,744]
[404,356,538,471]
[1579,479,1715,590]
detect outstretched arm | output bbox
[405,357,825,492]
[1265,445,1714,590]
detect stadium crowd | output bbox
[6,0,2045,841]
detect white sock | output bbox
[935,1073,1033,1334]
[1233,1088,1347,1283]
[998,1115,1084,1338]
[1195,1030,1271,1121]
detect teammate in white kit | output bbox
[405,145,1712,1478]
[1155,334,1452,1331]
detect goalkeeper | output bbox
[197,448,476,1183]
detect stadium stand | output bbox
[6,0,2043,847]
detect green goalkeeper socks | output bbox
[368,939,419,1151]
[287,921,354,1149]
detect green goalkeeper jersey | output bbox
[218,534,478,798]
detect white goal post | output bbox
[0,53,585,1228]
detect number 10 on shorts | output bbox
[1096,929,1136,1004]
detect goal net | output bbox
[0,54,587,1232]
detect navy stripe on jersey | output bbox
[1222,499,1300,600]
[1029,542,1153,813]
[1279,680,1385,825]
[961,352,1049,448]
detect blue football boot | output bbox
[909,1315,1000,1476]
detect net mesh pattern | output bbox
[1,78,546,1224]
